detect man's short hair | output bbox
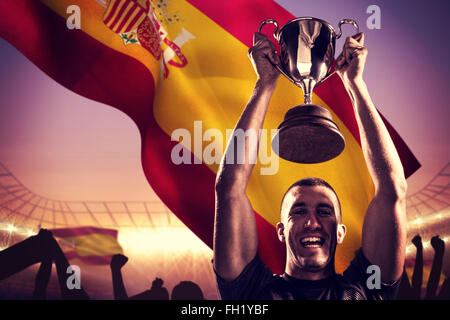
[280,177,342,223]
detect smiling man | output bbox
[279,178,344,281]
[213,31,407,300]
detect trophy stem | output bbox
[304,93,312,104]
[301,79,316,105]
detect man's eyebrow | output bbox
[317,203,334,210]
[291,202,306,208]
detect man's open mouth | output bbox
[300,236,325,248]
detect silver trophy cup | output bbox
[259,17,359,163]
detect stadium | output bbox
[0,161,448,299]
[0,161,218,299]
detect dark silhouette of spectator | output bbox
[397,268,412,299]
[397,234,449,300]
[0,228,89,299]
[425,235,445,299]
[438,277,450,300]
[110,253,169,300]
[397,234,423,299]
[110,253,129,300]
[171,281,204,300]
[32,258,52,300]
[411,234,424,299]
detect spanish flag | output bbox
[50,227,123,265]
[0,0,420,274]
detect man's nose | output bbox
[303,214,322,230]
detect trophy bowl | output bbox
[259,17,359,163]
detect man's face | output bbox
[278,185,345,272]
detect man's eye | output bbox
[318,209,332,215]
[292,209,307,215]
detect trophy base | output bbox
[272,104,345,163]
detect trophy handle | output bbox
[335,19,359,39]
[318,19,360,85]
[258,19,280,41]
[258,19,297,85]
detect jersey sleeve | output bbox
[342,248,401,300]
[214,253,274,300]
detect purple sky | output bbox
[0,0,449,202]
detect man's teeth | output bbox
[300,237,324,247]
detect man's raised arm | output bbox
[337,33,407,283]
[213,32,280,281]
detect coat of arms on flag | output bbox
[102,0,193,78]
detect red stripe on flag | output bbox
[50,226,118,238]
[379,113,421,178]
[187,0,293,49]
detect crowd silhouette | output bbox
[1,228,449,300]
[0,229,90,299]
[0,229,204,300]
[110,253,204,300]
[397,234,449,300]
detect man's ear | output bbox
[276,222,285,243]
[337,224,346,244]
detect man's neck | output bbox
[285,261,335,281]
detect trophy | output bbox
[259,17,359,163]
